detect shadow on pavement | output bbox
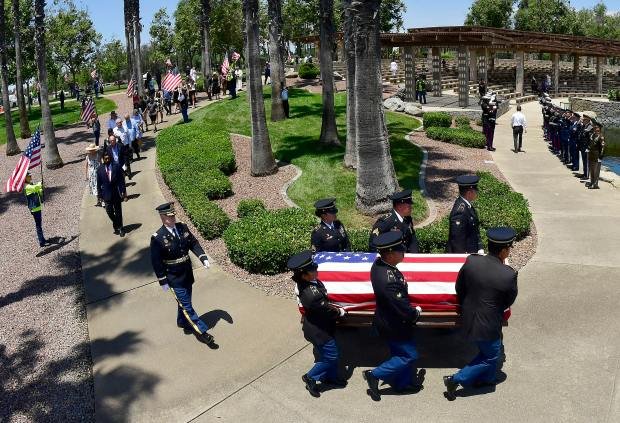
[199,309,234,329]
[35,235,78,257]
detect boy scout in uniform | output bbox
[369,189,419,253]
[150,202,217,348]
[447,175,483,254]
[310,198,351,253]
[24,173,47,247]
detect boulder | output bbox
[394,87,407,101]
[333,71,344,81]
[383,97,405,112]
[404,102,423,117]
[285,71,298,78]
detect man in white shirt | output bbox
[390,60,398,78]
[113,118,131,177]
[123,113,140,161]
[107,111,118,131]
[510,105,527,153]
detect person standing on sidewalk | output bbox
[510,105,527,153]
[179,87,189,123]
[281,86,290,118]
[97,152,127,237]
[85,144,101,207]
[586,122,605,190]
[23,173,47,247]
[150,202,218,348]
[447,175,483,254]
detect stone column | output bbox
[552,53,560,96]
[515,50,525,95]
[457,46,469,108]
[431,47,442,97]
[573,54,579,78]
[478,49,488,86]
[469,48,478,82]
[596,56,603,93]
[403,46,416,102]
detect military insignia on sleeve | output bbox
[456,220,461,226]
[310,286,320,295]
[339,226,345,235]
[372,228,380,235]
[396,292,402,298]
[457,203,465,212]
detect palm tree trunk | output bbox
[268,0,285,121]
[352,0,397,214]
[343,0,356,169]
[0,0,19,155]
[124,0,134,81]
[35,0,62,168]
[133,0,144,97]
[319,0,339,146]
[12,0,30,140]
[201,0,212,80]
[244,0,277,176]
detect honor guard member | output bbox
[363,232,423,401]
[586,120,605,190]
[288,250,347,397]
[579,111,596,180]
[443,227,518,401]
[150,202,217,348]
[447,175,483,254]
[311,198,351,253]
[369,189,419,253]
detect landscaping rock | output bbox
[394,87,407,100]
[285,71,298,78]
[383,97,405,112]
[404,102,423,117]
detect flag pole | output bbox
[38,127,44,202]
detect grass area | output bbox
[0,97,116,145]
[181,88,426,229]
[101,84,129,95]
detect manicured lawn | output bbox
[0,97,116,145]
[168,87,426,229]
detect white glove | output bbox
[415,306,422,315]
[161,283,169,292]
[202,258,210,269]
[504,258,511,266]
[477,249,485,255]
[338,307,346,317]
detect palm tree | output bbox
[35,0,62,169]
[200,0,212,81]
[124,0,134,82]
[132,0,144,97]
[267,0,285,121]
[343,0,356,169]
[244,0,277,176]
[12,0,31,140]
[0,0,19,156]
[352,0,397,214]
[318,0,339,146]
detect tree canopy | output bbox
[465,0,514,28]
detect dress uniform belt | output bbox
[164,255,190,265]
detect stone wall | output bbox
[569,97,620,155]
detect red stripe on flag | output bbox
[319,271,460,283]
[401,256,468,263]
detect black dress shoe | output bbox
[119,230,126,238]
[363,370,381,401]
[302,374,321,397]
[196,332,219,349]
[113,229,120,235]
[443,375,458,401]
[177,325,193,335]
[324,378,348,388]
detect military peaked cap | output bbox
[314,198,338,214]
[486,227,516,246]
[287,250,318,273]
[156,202,176,216]
[389,189,413,204]
[373,231,406,252]
[456,175,479,189]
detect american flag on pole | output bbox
[231,51,240,62]
[4,129,42,193]
[221,54,229,76]
[126,77,135,97]
[161,72,182,92]
[80,97,96,122]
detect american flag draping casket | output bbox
[296,252,511,322]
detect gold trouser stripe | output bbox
[170,289,202,334]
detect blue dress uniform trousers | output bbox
[170,286,209,334]
[371,339,419,390]
[31,211,46,247]
[307,339,339,382]
[453,338,502,386]
[570,136,579,170]
[581,150,589,178]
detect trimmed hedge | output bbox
[298,63,320,79]
[455,115,471,128]
[426,126,486,149]
[423,112,452,128]
[237,199,267,218]
[224,208,316,274]
[347,228,372,252]
[178,194,230,240]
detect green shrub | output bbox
[298,63,320,79]
[223,208,316,274]
[426,127,486,149]
[195,79,205,92]
[475,118,483,127]
[347,228,371,252]
[609,89,620,102]
[237,199,267,218]
[423,112,452,128]
[417,217,450,253]
[178,194,230,240]
[455,115,471,128]
[165,167,232,200]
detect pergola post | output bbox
[431,47,442,97]
[552,53,560,96]
[457,46,469,107]
[478,49,488,86]
[404,46,416,102]
[596,56,603,93]
[573,54,579,79]
[515,50,525,95]
[469,48,478,82]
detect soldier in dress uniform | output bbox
[586,121,605,190]
[363,231,423,401]
[150,202,217,348]
[288,250,347,398]
[369,189,419,253]
[447,175,483,254]
[311,198,351,253]
[443,227,518,401]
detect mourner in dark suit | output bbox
[105,135,126,171]
[150,202,217,348]
[369,189,419,253]
[443,227,518,401]
[447,175,483,254]
[363,231,423,401]
[311,198,351,253]
[97,152,127,237]
[288,250,347,397]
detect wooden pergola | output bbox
[297,26,620,107]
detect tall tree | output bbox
[11,0,30,139]
[342,0,356,168]
[351,0,397,214]
[465,0,514,28]
[268,0,285,121]
[173,0,202,69]
[200,0,212,78]
[124,0,134,82]
[0,0,19,155]
[318,0,339,146]
[149,8,174,65]
[378,0,406,32]
[132,0,144,96]
[35,0,62,168]
[244,0,277,176]
[515,0,576,34]
[96,39,127,87]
